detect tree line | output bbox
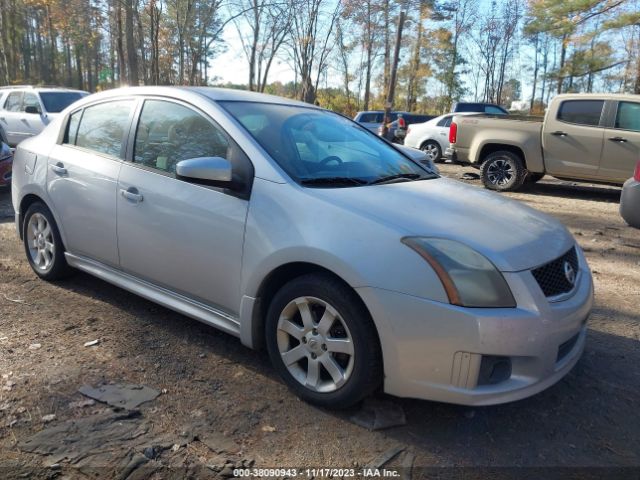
[0,0,639,115]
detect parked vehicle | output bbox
[404,113,475,162]
[620,159,640,228]
[378,113,435,143]
[0,141,12,188]
[353,111,404,133]
[446,93,640,191]
[13,87,592,408]
[0,86,88,146]
[452,102,509,115]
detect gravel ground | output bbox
[0,163,639,479]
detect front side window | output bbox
[133,100,229,174]
[4,92,23,112]
[557,100,604,126]
[23,93,41,113]
[75,100,134,157]
[222,101,436,187]
[614,102,640,132]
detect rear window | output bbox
[455,103,482,113]
[40,92,86,113]
[557,100,604,127]
[357,113,382,123]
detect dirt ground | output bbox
[1,163,639,479]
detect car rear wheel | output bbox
[23,202,72,280]
[265,273,382,408]
[480,151,527,191]
[421,141,443,163]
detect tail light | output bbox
[635,160,640,181]
[449,122,458,144]
[398,117,406,129]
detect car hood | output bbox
[308,177,574,272]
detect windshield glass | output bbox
[221,102,436,187]
[40,92,86,113]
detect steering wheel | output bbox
[320,155,343,166]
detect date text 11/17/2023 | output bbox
[233,468,401,477]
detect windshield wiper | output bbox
[369,173,422,185]
[299,176,368,187]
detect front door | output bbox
[600,100,640,183]
[116,99,250,314]
[542,99,605,180]
[46,99,136,267]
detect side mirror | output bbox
[25,106,41,115]
[176,156,232,185]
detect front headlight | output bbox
[402,237,516,308]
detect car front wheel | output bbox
[265,274,382,408]
[23,202,72,280]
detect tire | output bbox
[265,273,382,408]
[22,202,73,280]
[421,141,443,163]
[526,172,544,184]
[480,151,527,191]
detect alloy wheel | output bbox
[26,213,55,272]
[276,296,355,393]
[421,143,440,161]
[486,158,515,186]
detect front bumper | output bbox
[620,177,640,228]
[357,251,593,406]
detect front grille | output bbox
[531,247,579,298]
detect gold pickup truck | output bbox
[445,93,640,191]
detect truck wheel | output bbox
[480,151,527,192]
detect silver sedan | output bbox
[12,87,593,407]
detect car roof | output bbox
[73,86,318,109]
[0,86,87,94]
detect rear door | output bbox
[542,99,605,179]
[600,100,640,183]
[47,99,136,267]
[116,98,251,314]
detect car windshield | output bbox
[221,102,436,187]
[40,92,86,113]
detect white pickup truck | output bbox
[445,93,640,191]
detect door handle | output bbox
[608,136,628,143]
[50,162,67,175]
[120,188,144,203]
[551,131,568,137]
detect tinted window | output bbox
[408,114,434,123]
[455,103,481,112]
[437,116,452,127]
[222,101,435,186]
[134,100,229,174]
[486,106,507,115]
[40,92,86,113]
[75,100,134,157]
[64,110,82,144]
[23,93,41,113]
[614,102,640,132]
[4,92,23,112]
[358,113,381,123]
[557,100,604,126]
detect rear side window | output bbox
[557,100,604,126]
[614,102,640,132]
[64,110,82,144]
[437,116,452,127]
[4,92,23,112]
[75,100,134,157]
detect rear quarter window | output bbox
[557,100,604,127]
